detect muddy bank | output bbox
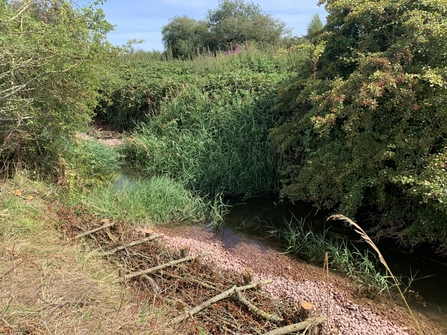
[151,225,441,335]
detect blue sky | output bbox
[98,0,327,51]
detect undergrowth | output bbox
[264,215,392,295]
[0,173,173,334]
[74,176,208,225]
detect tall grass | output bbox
[75,176,207,225]
[123,80,280,197]
[328,214,423,335]
[264,215,392,295]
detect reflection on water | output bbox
[222,194,447,333]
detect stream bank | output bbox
[155,223,440,335]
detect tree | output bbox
[161,16,209,59]
[160,0,289,57]
[0,0,115,174]
[270,0,447,250]
[306,13,323,38]
[206,0,288,51]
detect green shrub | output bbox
[61,138,122,188]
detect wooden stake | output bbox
[180,245,190,258]
[299,301,314,319]
[323,252,329,276]
[242,267,254,285]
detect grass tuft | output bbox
[328,214,424,335]
[75,175,208,225]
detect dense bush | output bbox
[95,60,193,130]
[270,0,447,248]
[0,0,114,174]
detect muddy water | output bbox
[221,195,447,333]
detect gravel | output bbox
[148,225,420,335]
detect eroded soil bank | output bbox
[153,224,443,335]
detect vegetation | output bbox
[120,51,286,197]
[1,1,447,329]
[0,173,174,334]
[270,0,447,249]
[265,215,392,296]
[76,176,208,225]
[0,0,115,174]
[161,0,288,59]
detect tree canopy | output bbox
[161,16,209,59]
[0,0,114,173]
[161,0,288,58]
[270,0,447,249]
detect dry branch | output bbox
[101,234,164,256]
[162,272,220,291]
[75,221,115,239]
[235,290,283,323]
[172,279,273,324]
[262,316,326,335]
[122,252,212,281]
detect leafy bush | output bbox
[0,0,114,174]
[95,60,193,130]
[270,0,447,248]
[61,138,122,188]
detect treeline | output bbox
[160,0,291,59]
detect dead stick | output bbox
[0,256,27,279]
[235,290,283,323]
[172,279,272,324]
[163,272,220,291]
[262,316,326,335]
[122,252,212,281]
[75,221,115,239]
[101,234,164,256]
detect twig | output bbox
[101,234,164,256]
[122,252,212,281]
[172,279,272,324]
[234,290,283,323]
[75,221,115,239]
[162,272,221,291]
[0,257,27,279]
[141,274,160,294]
[261,316,326,335]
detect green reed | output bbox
[265,214,393,295]
[77,176,207,225]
